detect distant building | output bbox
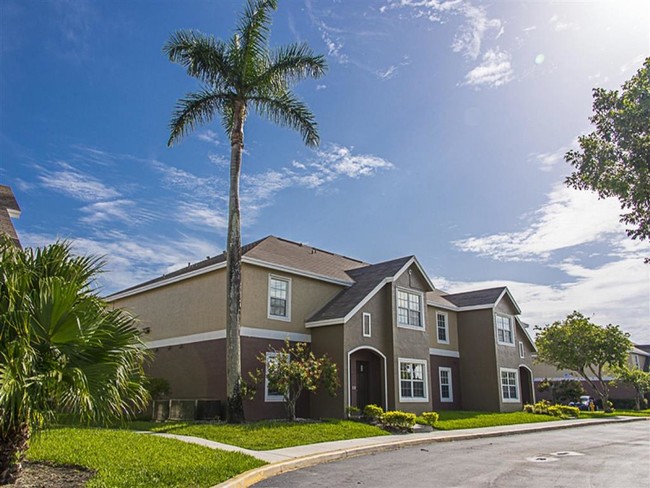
[0,185,21,248]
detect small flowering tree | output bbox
[253,340,338,421]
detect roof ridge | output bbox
[273,236,368,265]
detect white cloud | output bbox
[463,48,514,87]
[196,130,221,146]
[38,162,120,202]
[529,139,577,172]
[79,199,154,225]
[178,201,228,230]
[549,14,580,32]
[451,2,503,60]
[208,153,229,166]
[376,65,398,80]
[151,160,224,200]
[316,84,327,90]
[433,245,649,344]
[454,184,629,261]
[21,230,220,295]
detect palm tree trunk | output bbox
[226,101,246,424]
[0,422,30,485]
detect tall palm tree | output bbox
[0,237,150,484]
[164,0,326,423]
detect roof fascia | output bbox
[304,318,345,328]
[515,316,537,352]
[457,304,494,312]
[426,300,459,312]
[394,256,436,292]
[496,287,522,314]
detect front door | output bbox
[356,360,370,409]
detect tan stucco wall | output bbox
[112,270,227,341]
[241,264,343,333]
[457,309,500,411]
[426,306,459,351]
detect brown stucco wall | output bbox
[429,355,462,410]
[114,270,227,341]
[310,325,346,419]
[457,309,500,411]
[241,264,343,333]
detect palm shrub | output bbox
[164,0,326,423]
[0,237,149,484]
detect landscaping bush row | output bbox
[523,400,580,419]
[346,404,439,432]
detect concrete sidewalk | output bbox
[143,416,648,487]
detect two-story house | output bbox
[108,236,536,419]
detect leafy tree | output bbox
[537,378,585,404]
[0,237,149,484]
[565,57,650,250]
[251,340,339,421]
[535,311,632,412]
[613,367,650,411]
[164,0,326,423]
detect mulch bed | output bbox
[14,461,94,487]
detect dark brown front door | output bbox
[356,360,370,409]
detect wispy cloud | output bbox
[453,183,637,261]
[529,139,577,172]
[38,162,120,201]
[462,48,513,88]
[151,160,224,200]
[386,0,512,87]
[549,14,580,32]
[178,201,228,231]
[376,65,398,80]
[22,230,220,294]
[196,130,221,146]
[79,199,155,225]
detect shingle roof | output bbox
[442,286,506,308]
[0,185,21,248]
[109,236,367,297]
[426,289,458,310]
[307,256,414,323]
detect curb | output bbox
[214,416,648,488]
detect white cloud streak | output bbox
[38,162,120,202]
[462,48,513,88]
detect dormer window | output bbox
[268,275,291,321]
[397,289,423,328]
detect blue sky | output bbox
[1,0,649,342]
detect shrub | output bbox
[523,404,534,413]
[547,405,580,418]
[381,410,416,430]
[417,411,439,427]
[345,406,361,419]
[363,404,384,422]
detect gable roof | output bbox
[443,286,507,308]
[0,185,21,248]
[306,256,414,324]
[108,235,368,299]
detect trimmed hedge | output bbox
[381,411,416,429]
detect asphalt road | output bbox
[254,421,650,488]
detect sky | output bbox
[1,0,649,343]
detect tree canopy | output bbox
[565,57,650,245]
[535,311,632,412]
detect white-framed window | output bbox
[397,289,424,329]
[495,314,514,345]
[268,275,291,321]
[398,358,428,402]
[519,341,525,359]
[436,312,449,344]
[264,352,286,402]
[500,368,519,402]
[439,367,453,402]
[633,354,641,369]
[362,313,372,338]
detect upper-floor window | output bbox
[362,313,372,338]
[268,275,291,321]
[436,312,449,344]
[398,358,428,402]
[397,289,423,328]
[496,314,514,345]
[519,341,525,359]
[500,368,519,402]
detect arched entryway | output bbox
[519,365,535,405]
[348,347,387,410]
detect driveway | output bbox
[253,421,650,488]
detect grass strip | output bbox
[129,419,388,451]
[28,427,265,487]
[434,410,559,430]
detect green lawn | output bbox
[129,419,388,450]
[27,427,265,488]
[580,409,650,418]
[434,410,560,430]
